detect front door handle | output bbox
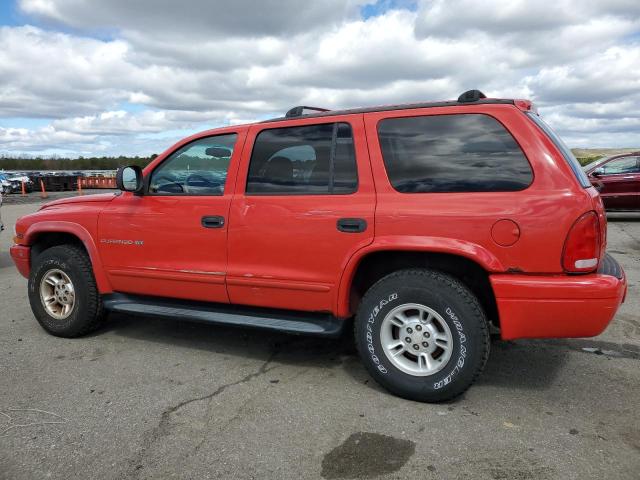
[337,218,367,233]
[201,216,225,228]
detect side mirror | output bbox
[591,167,604,177]
[116,166,143,194]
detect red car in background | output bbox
[584,153,640,210]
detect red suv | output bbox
[10,90,627,402]
[584,153,640,210]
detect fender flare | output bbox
[24,221,113,294]
[335,235,504,317]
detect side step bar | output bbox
[102,293,347,337]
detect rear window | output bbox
[377,114,533,193]
[526,113,591,188]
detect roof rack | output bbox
[285,106,330,118]
[457,89,487,103]
[263,89,510,123]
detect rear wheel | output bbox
[355,269,490,402]
[28,244,104,337]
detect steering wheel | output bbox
[186,173,213,187]
[153,174,184,193]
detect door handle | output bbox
[337,218,367,233]
[201,216,225,228]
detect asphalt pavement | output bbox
[1,198,639,480]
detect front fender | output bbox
[335,235,505,317]
[24,221,113,294]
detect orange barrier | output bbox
[77,176,117,189]
[77,176,82,195]
[40,179,48,199]
[21,180,26,195]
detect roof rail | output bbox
[285,106,330,118]
[457,89,487,103]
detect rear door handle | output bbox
[337,218,367,233]
[201,215,225,228]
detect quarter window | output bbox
[149,134,237,195]
[246,123,357,194]
[378,114,533,193]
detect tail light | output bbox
[562,211,601,273]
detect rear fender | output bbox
[335,235,504,317]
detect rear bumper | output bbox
[491,254,627,340]
[10,244,30,278]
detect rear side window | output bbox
[378,114,533,193]
[246,123,357,195]
[526,113,591,188]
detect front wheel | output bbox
[28,244,104,338]
[355,269,489,402]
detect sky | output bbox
[0,0,638,158]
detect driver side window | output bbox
[601,157,639,175]
[149,133,238,195]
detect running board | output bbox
[102,293,346,337]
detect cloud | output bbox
[0,0,638,156]
[19,0,367,37]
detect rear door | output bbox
[592,156,640,210]
[226,115,375,313]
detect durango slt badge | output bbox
[100,239,144,246]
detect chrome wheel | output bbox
[39,269,75,320]
[380,303,453,377]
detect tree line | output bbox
[0,155,158,171]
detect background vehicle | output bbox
[584,153,640,210]
[0,173,11,194]
[10,90,627,402]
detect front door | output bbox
[226,116,375,313]
[98,129,245,302]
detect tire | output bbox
[28,244,104,338]
[355,269,489,402]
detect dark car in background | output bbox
[584,153,640,210]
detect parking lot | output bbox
[0,198,638,480]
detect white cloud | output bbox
[0,0,638,156]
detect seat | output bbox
[263,156,293,185]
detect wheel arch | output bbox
[25,221,112,293]
[337,241,501,328]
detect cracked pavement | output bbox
[1,202,639,480]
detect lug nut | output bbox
[422,342,428,347]
[405,337,412,343]
[416,325,422,331]
[423,332,430,338]
[407,328,413,334]
[413,344,419,350]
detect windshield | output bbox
[526,113,592,188]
